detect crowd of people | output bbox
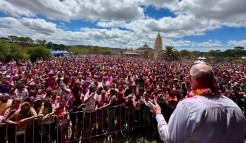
[0,55,245,142]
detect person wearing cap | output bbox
[148,63,246,143]
[59,80,71,101]
[33,97,42,114]
[38,98,55,140]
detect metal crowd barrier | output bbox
[0,103,174,143]
[66,104,161,143]
[0,115,59,143]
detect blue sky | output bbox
[0,0,245,51]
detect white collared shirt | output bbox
[156,95,246,143]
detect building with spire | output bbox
[136,43,153,52]
[154,33,163,60]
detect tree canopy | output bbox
[67,46,113,55]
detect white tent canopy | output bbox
[197,57,206,60]
[194,60,206,64]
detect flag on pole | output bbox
[24,39,27,50]
[51,43,53,50]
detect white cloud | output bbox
[178,0,246,21]
[0,0,246,51]
[97,21,127,28]
[2,0,246,28]
[0,0,35,18]
[161,39,192,47]
[97,14,222,39]
[139,0,246,34]
[140,0,179,11]
[195,40,222,47]
[0,17,57,37]
[162,39,223,48]
[0,16,226,51]
[21,18,57,35]
[140,0,246,24]
[175,47,231,52]
[96,0,246,47]
[228,40,246,47]
[0,0,144,21]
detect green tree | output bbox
[8,35,19,43]
[25,37,35,47]
[163,46,179,61]
[36,39,47,45]
[26,46,51,62]
[142,50,154,59]
[0,39,29,62]
[0,37,9,42]
[207,50,216,57]
[0,40,10,61]
[179,49,190,59]
[234,46,245,57]
[234,46,244,51]
[46,41,53,49]
[68,46,81,55]
[5,43,29,62]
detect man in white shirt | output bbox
[84,84,98,112]
[84,84,98,135]
[149,63,246,143]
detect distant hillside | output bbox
[72,45,125,52]
[104,47,126,52]
[72,45,86,48]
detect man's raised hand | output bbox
[148,99,161,115]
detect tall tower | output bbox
[154,33,162,60]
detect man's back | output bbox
[169,95,246,143]
[150,64,246,143]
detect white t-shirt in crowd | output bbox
[13,88,28,102]
[84,91,98,112]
